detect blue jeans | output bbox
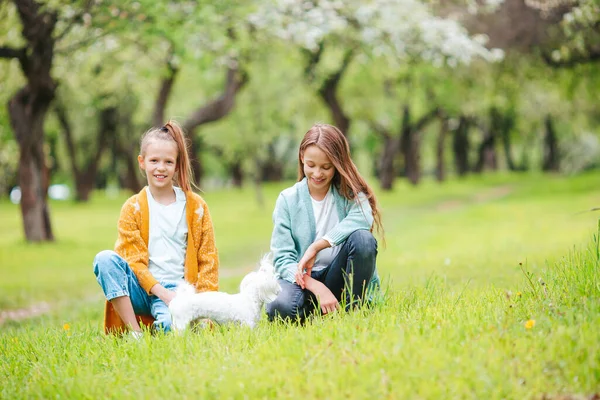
[266,230,378,323]
[93,250,176,333]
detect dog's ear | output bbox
[258,253,274,274]
[240,271,256,292]
[259,280,281,303]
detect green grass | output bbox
[1,172,599,398]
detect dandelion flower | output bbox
[524,319,535,329]
[63,323,70,331]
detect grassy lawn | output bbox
[1,172,599,398]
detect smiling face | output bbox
[302,144,336,200]
[137,139,179,193]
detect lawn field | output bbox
[1,172,599,399]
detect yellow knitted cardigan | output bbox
[103,187,219,334]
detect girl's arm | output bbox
[295,238,330,288]
[271,193,299,283]
[150,284,176,305]
[195,202,219,292]
[303,276,339,314]
[114,198,158,294]
[324,192,374,246]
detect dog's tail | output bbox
[175,281,196,296]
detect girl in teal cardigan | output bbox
[267,123,384,322]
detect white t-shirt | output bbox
[146,187,188,283]
[311,188,340,272]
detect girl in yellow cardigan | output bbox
[93,121,219,337]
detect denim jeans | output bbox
[93,250,177,332]
[266,230,378,322]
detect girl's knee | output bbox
[347,230,377,254]
[266,300,301,322]
[93,250,122,276]
[266,289,304,322]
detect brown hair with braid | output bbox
[298,123,384,239]
[139,120,196,192]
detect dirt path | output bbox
[0,302,52,325]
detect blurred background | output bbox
[0,0,598,242]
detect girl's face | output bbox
[138,139,178,192]
[302,144,335,198]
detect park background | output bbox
[1,0,599,398]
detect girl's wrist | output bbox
[150,283,166,297]
[303,276,322,293]
[311,238,330,252]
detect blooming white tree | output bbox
[250,0,503,65]
[249,0,502,135]
[528,0,600,65]
[250,0,503,189]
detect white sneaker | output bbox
[128,331,143,340]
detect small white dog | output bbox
[169,254,281,331]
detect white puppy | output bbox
[169,254,281,331]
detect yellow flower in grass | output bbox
[524,319,535,329]
[63,323,71,332]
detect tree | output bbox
[252,0,503,141]
[530,0,600,66]
[0,0,94,241]
[251,0,503,189]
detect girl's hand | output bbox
[305,278,339,314]
[161,289,176,306]
[151,284,176,305]
[295,247,318,289]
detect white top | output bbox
[146,187,188,283]
[311,187,341,272]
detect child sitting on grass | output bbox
[93,121,219,337]
[267,123,384,322]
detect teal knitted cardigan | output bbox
[270,178,380,290]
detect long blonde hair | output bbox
[298,123,384,238]
[140,120,197,192]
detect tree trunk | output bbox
[490,107,521,171]
[369,122,399,191]
[317,50,353,136]
[542,114,560,172]
[435,116,449,182]
[230,160,243,188]
[378,134,400,191]
[152,55,179,127]
[183,65,248,187]
[474,110,498,173]
[259,143,284,182]
[499,109,518,171]
[55,101,118,201]
[77,106,118,200]
[400,105,439,186]
[115,108,143,193]
[5,0,58,242]
[474,131,498,173]
[9,88,55,241]
[453,116,471,177]
[400,107,420,185]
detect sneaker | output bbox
[128,331,143,341]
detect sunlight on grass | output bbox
[1,172,599,398]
